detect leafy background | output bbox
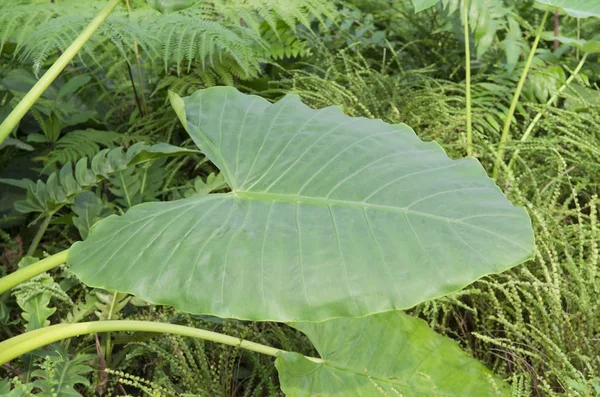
[0,0,599,395]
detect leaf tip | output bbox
[168,90,188,130]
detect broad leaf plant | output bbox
[0,0,551,395]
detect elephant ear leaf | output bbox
[68,86,534,323]
[535,0,600,18]
[276,311,509,397]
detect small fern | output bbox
[0,0,336,80]
[43,129,123,166]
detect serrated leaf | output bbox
[535,0,600,18]
[68,87,534,323]
[18,293,56,332]
[276,311,509,396]
[31,348,92,397]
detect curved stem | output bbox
[507,53,588,171]
[0,251,68,295]
[0,320,323,366]
[463,0,473,156]
[492,10,549,179]
[520,53,587,143]
[26,214,53,257]
[0,0,122,145]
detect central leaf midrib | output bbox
[234,190,462,223]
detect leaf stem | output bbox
[26,213,53,257]
[493,10,549,179]
[0,0,122,145]
[0,320,323,366]
[463,0,473,156]
[119,171,133,207]
[0,251,68,295]
[124,0,148,116]
[507,53,588,171]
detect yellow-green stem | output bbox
[492,10,549,179]
[104,292,119,366]
[26,214,53,257]
[463,0,473,156]
[0,0,122,145]
[507,53,588,171]
[0,251,68,295]
[0,320,324,366]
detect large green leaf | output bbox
[68,87,534,322]
[277,311,509,396]
[535,0,600,18]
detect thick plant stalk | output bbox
[0,0,122,145]
[493,10,549,179]
[0,320,324,366]
[463,0,473,156]
[0,251,68,294]
[507,53,588,170]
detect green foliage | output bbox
[270,37,600,394]
[535,0,600,18]
[0,142,198,217]
[277,311,508,396]
[410,0,521,59]
[31,348,94,397]
[71,191,111,239]
[1,0,599,394]
[43,129,123,166]
[12,257,70,331]
[68,86,533,325]
[0,0,335,80]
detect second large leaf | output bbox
[68,87,534,322]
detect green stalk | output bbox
[119,171,133,207]
[507,53,588,171]
[463,0,473,156]
[125,0,148,116]
[0,320,324,366]
[0,251,68,295]
[104,292,119,366]
[492,10,549,179]
[26,214,53,257]
[0,0,122,145]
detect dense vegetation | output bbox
[0,0,599,395]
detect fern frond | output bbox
[0,0,336,81]
[42,129,123,166]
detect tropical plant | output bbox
[0,81,535,395]
[3,0,598,395]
